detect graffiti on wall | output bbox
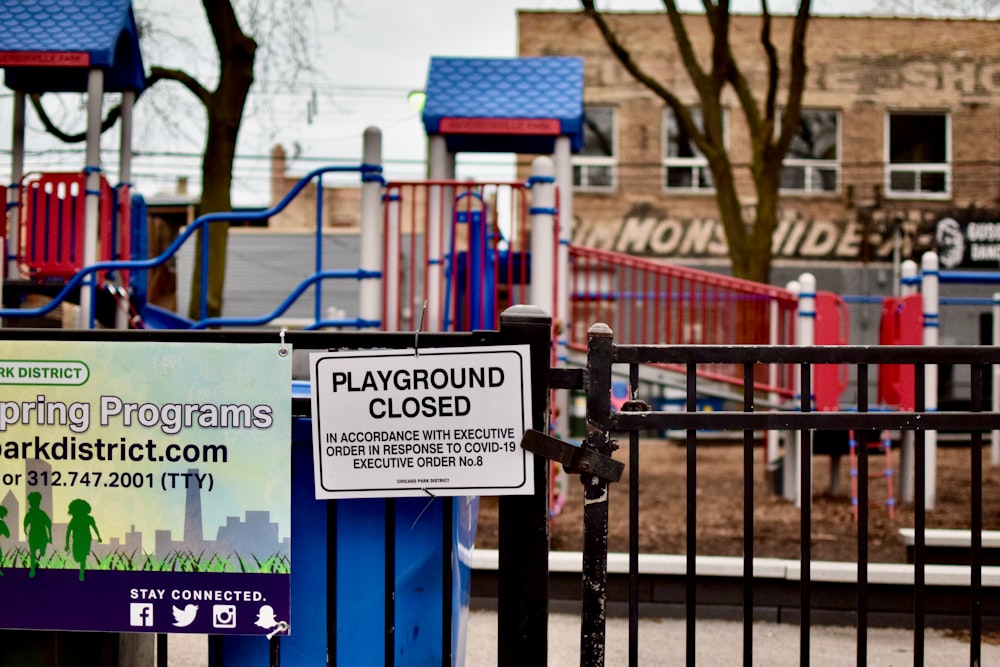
[812,56,1000,99]
[573,202,1000,269]
[589,55,1000,100]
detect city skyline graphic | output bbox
[1,457,289,571]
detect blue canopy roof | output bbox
[422,57,583,154]
[0,0,146,93]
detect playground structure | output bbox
[0,11,990,510]
[2,7,996,430]
[2,3,1000,665]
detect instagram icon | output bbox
[213,604,237,629]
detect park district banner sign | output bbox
[310,346,534,499]
[0,341,291,636]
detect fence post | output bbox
[497,305,552,665]
[582,322,613,666]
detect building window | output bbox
[780,109,839,194]
[573,105,616,191]
[663,107,719,191]
[886,112,950,198]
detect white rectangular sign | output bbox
[309,345,534,499]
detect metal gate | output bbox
[554,323,1000,666]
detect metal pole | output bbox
[359,126,382,329]
[384,190,401,331]
[581,321,613,667]
[900,259,919,502]
[427,135,447,332]
[497,305,552,666]
[114,90,135,330]
[783,279,801,503]
[922,251,939,510]
[528,156,555,315]
[79,68,104,329]
[6,90,25,284]
[795,273,817,510]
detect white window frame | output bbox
[662,107,725,193]
[780,109,841,195]
[573,105,617,192]
[885,111,951,200]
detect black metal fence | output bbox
[578,323,1000,666]
[0,305,555,667]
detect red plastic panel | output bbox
[18,172,87,280]
[813,291,849,411]
[877,293,922,410]
[17,172,119,282]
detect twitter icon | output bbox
[172,604,199,628]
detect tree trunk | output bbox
[186,3,256,321]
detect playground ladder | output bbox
[849,429,896,520]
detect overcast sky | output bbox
[1,0,886,205]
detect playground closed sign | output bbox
[0,341,291,636]
[310,346,534,499]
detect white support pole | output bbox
[553,135,573,333]
[767,297,780,465]
[793,273,816,507]
[113,91,136,330]
[359,126,383,330]
[900,257,919,502]
[901,259,918,297]
[782,279,801,502]
[7,90,25,284]
[119,91,134,184]
[528,157,555,312]
[426,134,448,332]
[529,157,558,439]
[79,69,104,329]
[994,292,1000,467]
[383,190,401,331]
[552,136,574,442]
[796,274,817,509]
[921,251,939,511]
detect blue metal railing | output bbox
[1,164,383,330]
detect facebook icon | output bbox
[130,603,154,627]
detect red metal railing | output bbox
[567,245,798,397]
[381,180,531,333]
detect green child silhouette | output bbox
[65,498,101,581]
[24,491,51,578]
[0,505,9,576]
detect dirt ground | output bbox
[477,438,1000,563]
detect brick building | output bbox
[517,11,1000,281]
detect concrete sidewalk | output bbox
[166,611,998,665]
[464,610,998,666]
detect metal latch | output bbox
[519,428,624,483]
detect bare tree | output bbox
[147,2,255,320]
[32,0,323,321]
[581,0,812,286]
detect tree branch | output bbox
[28,94,122,144]
[774,1,812,156]
[581,0,718,161]
[148,66,212,106]
[581,1,683,107]
[760,2,779,129]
